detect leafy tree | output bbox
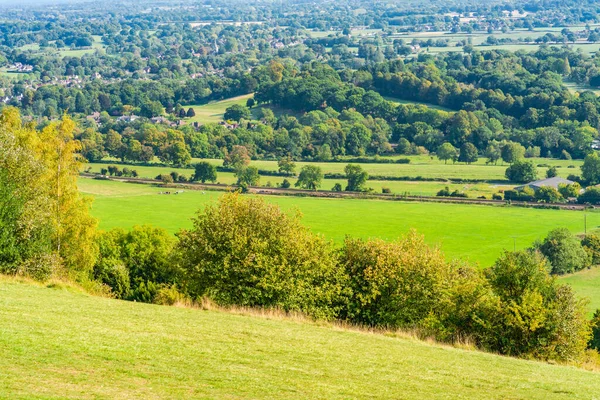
[332,183,342,191]
[224,104,251,121]
[0,108,53,275]
[140,101,164,118]
[345,164,368,192]
[280,179,291,189]
[186,108,196,117]
[581,152,600,185]
[236,166,260,186]
[192,161,217,183]
[223,145,250,172]
[534,186,563,203]
[505,160,537,183]
[501,142,526,164]
[582,234,600,265]
[458,142,478,164]
[483,251,590,361]
[557,182,581,198]
[484,142,502,165]
[159,141,191,167]
[578,187,600,204]
[176,193,348,319]
[536,228,590,274]
[277,156,296,175]
[39,115,98,276]
[295,165,323,190]
[436,142,457,164]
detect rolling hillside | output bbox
[1,278,599,399]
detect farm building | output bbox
[514,177,574,191]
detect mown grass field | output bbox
[79,178,599,267]
[186,94,255,124]
[1,278,599,399]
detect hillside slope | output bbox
[1,279,599,399]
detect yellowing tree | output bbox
[38,116,98,277]
[0,107,97,279]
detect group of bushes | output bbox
[91,193,598,363]
[436,186,468,198]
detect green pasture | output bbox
[561,268,600,314]
[2,279,598,399]
[84,160,517,197]
[383,96,455,112]
[186,94,255,124]
[87,155,582,182]
[79,178,599,267]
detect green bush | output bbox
[94,226,178,302]
[582,234,600,265]
[339,233,489,343]
[177,193,349,320]
[93,258,130,299]
[482,251,591,361]
[578,187,600,204]
[536,228,590,274]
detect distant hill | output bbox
[0,278,598,399]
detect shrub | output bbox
[157,174,174,184]
[280,179,291,189]
[558,182,581,199]
[578,187,600,204]
[177,193,349,320]
[154,285,187,306]
[339,233,490,342]
[492,193,503,200]
[382,187,391,194]
[94,226,178,302]
[536,228,591,274]
[582,234,600,265]
[546,166,558,178]
[332,183,342,191]
[93,258,130,299]
[504,188,535,202]
[483,251,591,362]
[534,186,563,203]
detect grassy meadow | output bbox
[1,278,599,399]
[186,94,255,124]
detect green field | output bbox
[85,160,517,197]
[1,278,598,399]
[186,94,254,124]
[562,268,600,314]
[85,154,582,198]
[79,178,599,267]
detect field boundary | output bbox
[80,173,591,211]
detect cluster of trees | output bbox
[2,107,600,365]
[0,108,97,282]
[256,57,600,161]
